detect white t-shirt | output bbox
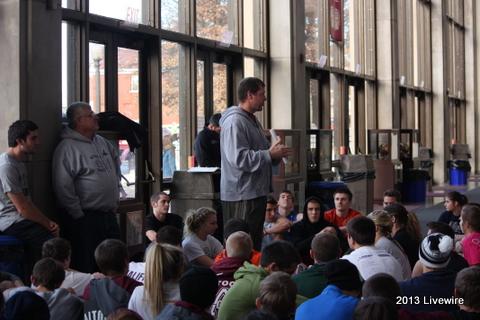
[128,282,180,320]
[31,269,93,296]
[127,262,145,284]
[182,234,223,263]
[375,236,411,280]
[342,245,404,281]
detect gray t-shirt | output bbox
[0,153,27,231]
[182,234,223,263]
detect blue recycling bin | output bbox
[401,169,429,203]
[0,235,24,279]
[450,167,469,185]
[448,160,471,185]
[307,181,347,211]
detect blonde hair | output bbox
[367,210,393,235]
[144,243,184,316]
[226,231,252,259]
[184,207,217,236]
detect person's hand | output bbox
[48,221,60,237]
[319,226,337,237]
[269,137,293,160]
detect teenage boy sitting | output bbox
[83,239,141,319]
[31,258,83,320]
[145,192,183,242]
[40,237,96,296]
[217,240,302,320]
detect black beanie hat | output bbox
[180,266,218,308]
[325,259,362,291]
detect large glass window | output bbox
[89,0,152,25]
[213,63,228,113]
[161,0,189,33]
[305,0,328,64]
[62,22,80,115]
[88,42,106,114]
[196,0,238,45]
[162,41,187,178]
[243,0,265,51]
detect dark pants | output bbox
[3,220,54,282]
[222,196,267,251]
[61,210,120,273]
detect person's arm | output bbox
[7,192,58,236]
[193,255,214,267]
[265,217,292,235]
[52,145,84,219]
[194,132,207,167]
[145,230,157,242]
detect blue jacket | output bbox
[295,285,359,320]
[220,106,274,201]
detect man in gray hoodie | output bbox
[52,102,121,273]
[220,77,291,250]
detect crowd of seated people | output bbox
[2,187,480,320]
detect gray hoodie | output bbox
[52,126,120,219]
[36,288,83,320]
[219,106,273,201]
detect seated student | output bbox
[128,243,184,320]
[343,216,404,281]
[411,221,468,277]
[399,233,458,313]
[292,233,340,298]
[323,187,362,232]
[277,190,300,223]
[127,225,183,284]
[384,203,421,269]
[295,259,361,320]
[290,196,345,265]
[31,258,83,320]
[145,192,183,243]
[211,231,253,317]
[367,210,411,280]
[383,189,402,208]
[2,290,50,320]
[460,204,480,266]
[354,297,398,320]
[439,191,468,236]
[256,272,297,320]
[243,310,279,320]
[157,266,218,320]
[182,207,224,267]
[262,197,292,249]
[106,308,143,320]
[40,238,95,296]
[450,266,480,319]
[83,239,142,319]
[215,218,262,266]
[362,273,453,320]
[217,240,302,320]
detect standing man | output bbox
[194,113,222,167]
[220,77,291,250]
[0,120,58,277]
[52,102,121,273]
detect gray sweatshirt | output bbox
[52,126,120,219]
[220,106,274,201]
[36,288,83,320]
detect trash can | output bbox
[0,235,24,279]
[306,181,346,211]
[401,169,429,203]
[448,160,471,185]
[340,155,375,214]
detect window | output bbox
[162,41,187,178]
[161,0,189,33]
[243,0,266,51]
[89,0,152,26]
[196,0,238,45]
[88,42,106,114]
[61,21,80,115]
[305,0,328,65]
